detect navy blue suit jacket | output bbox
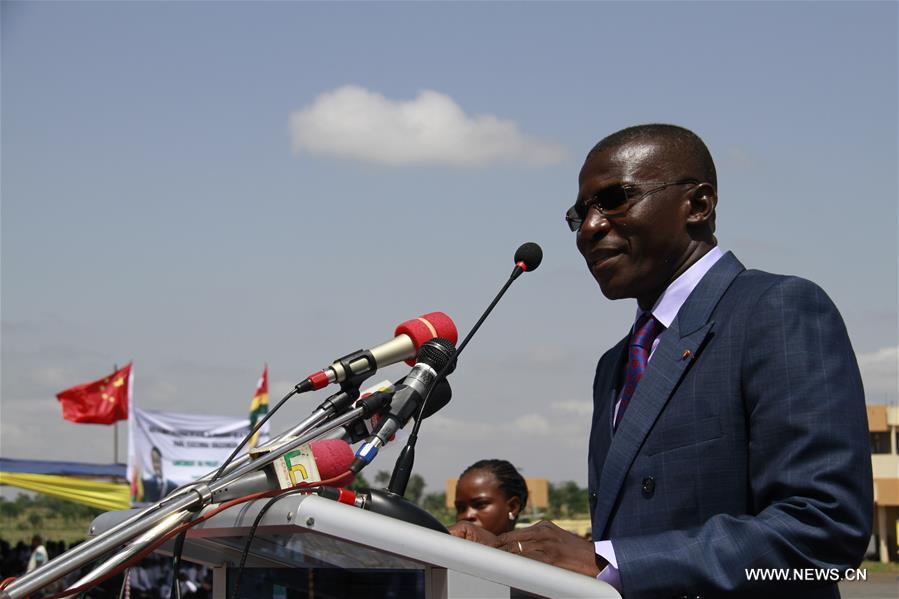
[588,252,872,598]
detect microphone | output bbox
[350,338,457,473]
[215,438,355,502]
[319,378,452,444]
[386,242,543,497]
[294,312,458,393]
[511,241,543,280]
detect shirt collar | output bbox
[635,246,724,329]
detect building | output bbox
[868,405,898,563]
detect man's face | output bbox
[575,140,694,308]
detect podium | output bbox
[91,494,619,598]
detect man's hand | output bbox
[447,521,500,547]
[496,520,606,577]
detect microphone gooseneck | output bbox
[387,242,544,498]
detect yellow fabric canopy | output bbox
[0,472,130,511]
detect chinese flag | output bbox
[56,363,132,424]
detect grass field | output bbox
[0,496,101,546]
[0,510,96,545]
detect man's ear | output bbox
[686,183,717,228]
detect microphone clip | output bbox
[334,348,377,389]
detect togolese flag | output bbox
[56,363,132,424]
[248,365,269,450]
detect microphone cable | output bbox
[39,488,281,599]
[228,489,304,599]
[210,386,300,483]
[39,473,350,599]
[229,468,355,599]
[170,385,303,596]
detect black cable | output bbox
[169,530,187,599]
[210,388,297,482]
[175,387,296,596]
[229,490,304,599]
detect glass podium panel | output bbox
[226,568,425,599]
[89,494,618,598]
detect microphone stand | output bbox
[386,259,531,500]
[1,391,392,599]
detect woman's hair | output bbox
[461,459,528,512]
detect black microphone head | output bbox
[416,337,457,374]
[420,379,452,420]
[514,242,543,272]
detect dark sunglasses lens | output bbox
[565,206,582,231]
[596,186,628,213]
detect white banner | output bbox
[127,407,268,505]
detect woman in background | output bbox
[454,459,528,536]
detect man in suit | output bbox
[449,124,872,597]
[141,445,177,502]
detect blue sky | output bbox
[2,1,897,490]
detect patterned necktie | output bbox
[614,313,666,430]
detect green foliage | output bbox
[0,500,23,519]
[405,474,426,505]
[422,491,454,526]
[28,512,43,528]
[373,470,391,487]
[367,471,424,504]
[346,471,370,492]
[546,481,589,518]
[30,495,102,522]
[0,493,109,544]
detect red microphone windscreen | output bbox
[395,312,458,366]
[309,438,355,486]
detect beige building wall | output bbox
[868,405,899,563]
[446,478,549,509]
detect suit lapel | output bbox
[589,336,628,492]
[592,252,745,535]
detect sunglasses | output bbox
[565,179,699,232]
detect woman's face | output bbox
[454,469,519,535]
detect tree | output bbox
[373,470,391,488]
[347,471,370,492]
[0,499,22,519]
[405,474,426,505]
[422,491,454,526]
[547,481,589,518]
[369,470,424,504]
[28,512,43,529]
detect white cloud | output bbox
[858,346,898,402]
[427,411,578,441]
[719,145,759,171]
[512,413,552,435]
[288,85,567,167]
[550,400,593,416]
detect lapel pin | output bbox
[682,350,692,360]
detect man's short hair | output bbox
[589,124,717,189]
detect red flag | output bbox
[56,363,132,424]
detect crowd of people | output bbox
[0,535,212,598]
